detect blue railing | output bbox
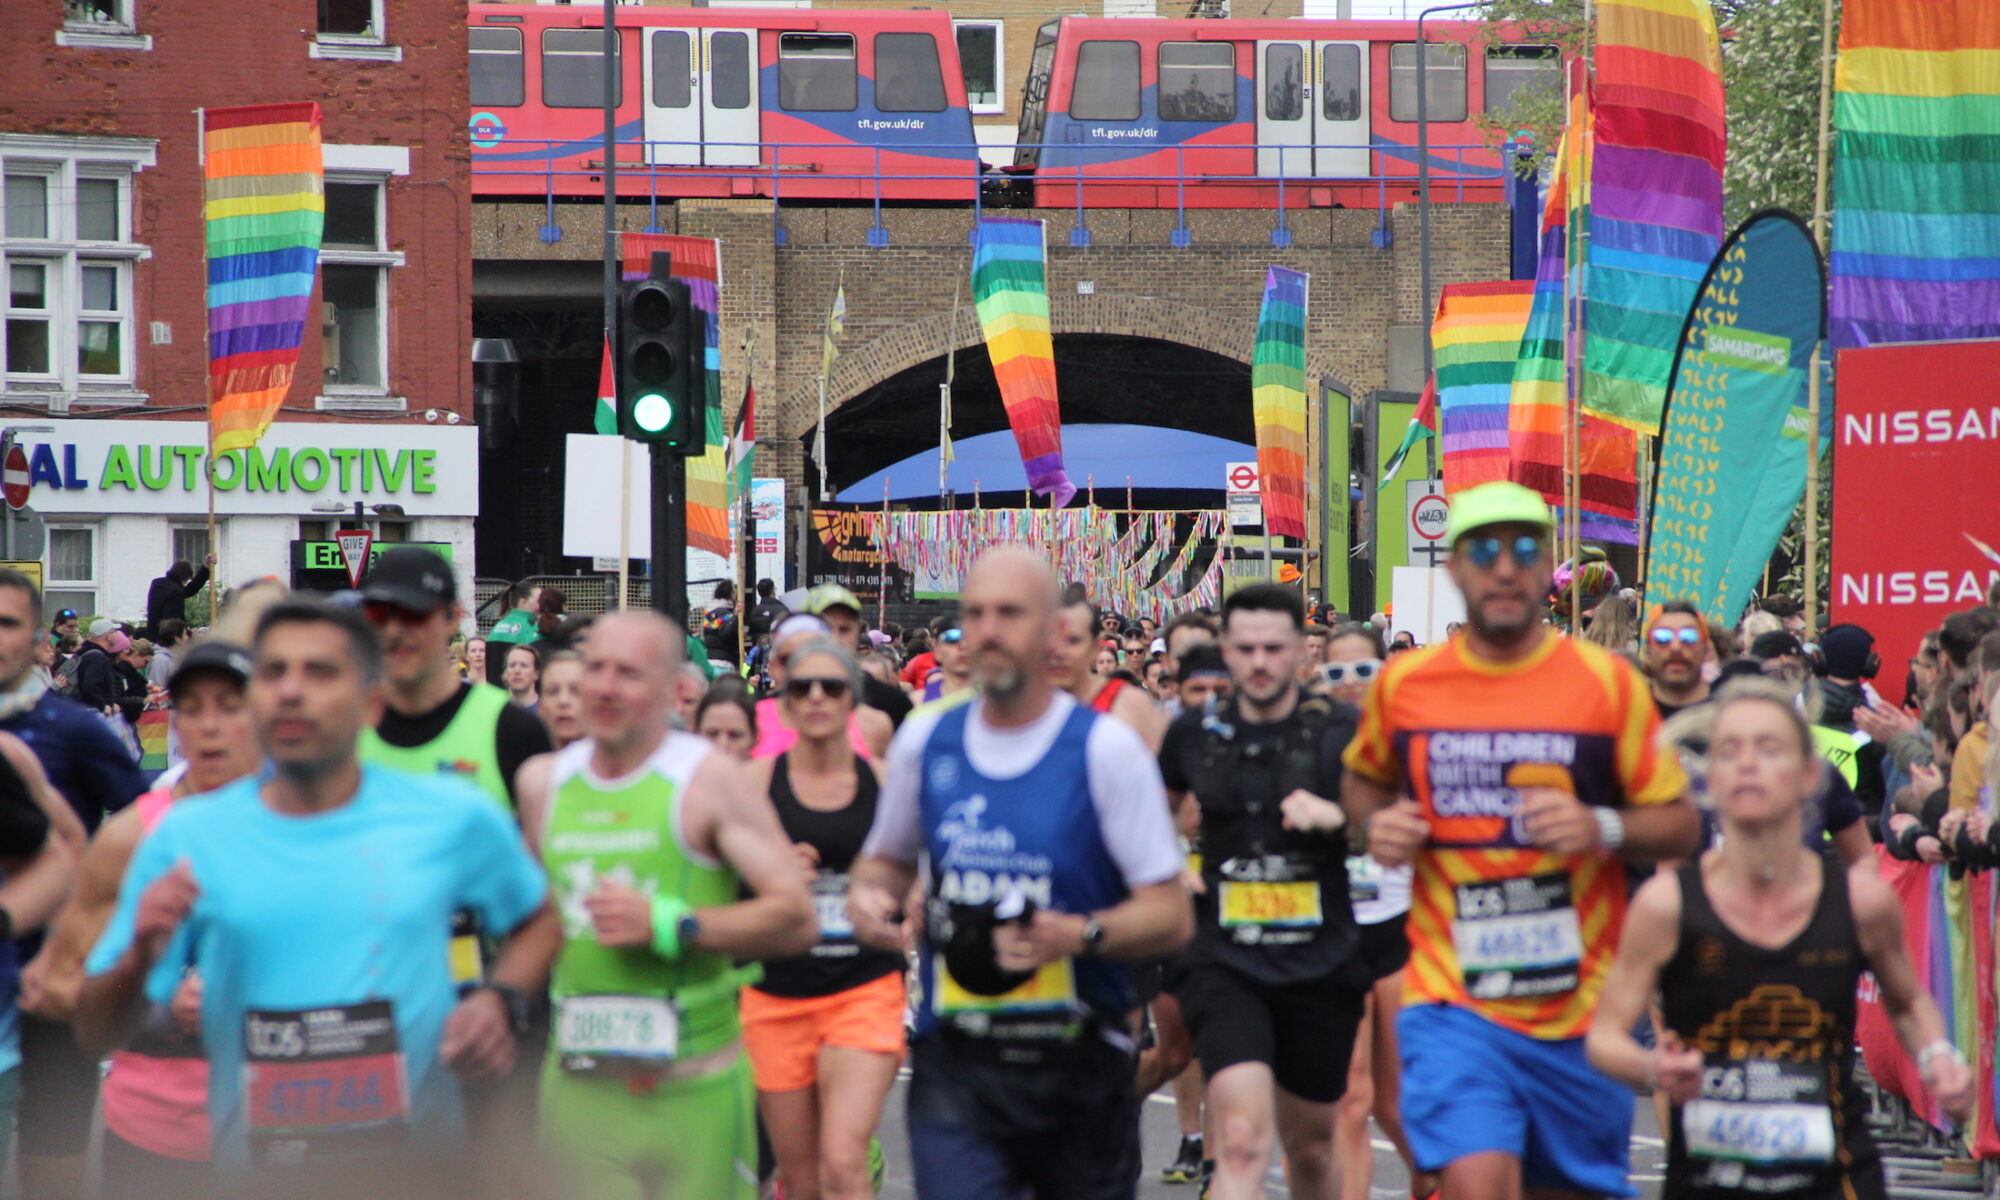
[470,138,1509,248]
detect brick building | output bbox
[0,0,476,620]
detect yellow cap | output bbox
[1443,481,1555,546]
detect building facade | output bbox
[0,0,474,620]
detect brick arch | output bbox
[782,294,1341,436]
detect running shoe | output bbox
[1161,1135,1204,1184]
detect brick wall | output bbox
[0,0,470,423]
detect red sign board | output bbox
[2,445,27,511]
[1830,340,2000,682]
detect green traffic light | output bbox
[633,392,674,434]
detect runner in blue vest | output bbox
[849,546,1192,1200]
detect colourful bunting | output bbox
[1251,267,1309,540]
[971,219,1074,507]
[204,103,324,454]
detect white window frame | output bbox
[315,161,407,413]
[312,0,403,62]
[45,523,100,620]
[0,135,154,409]
[953,20,1006,115]
[57,0,152,51]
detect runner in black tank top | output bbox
[758,750,904,997]
[1659,853,1873,1200]
[1586,682,1973,1200]
[738,637,908,1200]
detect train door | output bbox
[701,30,759,167]
[1255,40,1312,177]
[1314,42,1370,177]
[644,28,760,167]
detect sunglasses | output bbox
[939,628,963,644]
[1460,535,1544,570]
[785,677,852,701]
[1649,627,1704,646]
[1319,659,1382,686]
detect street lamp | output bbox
[1416,2,1480,481]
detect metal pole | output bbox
[1415,3,1479,484]
[651,445,688,626]
[1804,0,1836,636]
[604,0,625,611]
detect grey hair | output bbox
[1659,675,1829,814]
[779,636,865,699]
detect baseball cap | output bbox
[1749,630,1805,661]
[804,584,863,617]
[1443,482,1555,546]
[167,640,253,698]
[88,618,132,654]
[358,547,455,613]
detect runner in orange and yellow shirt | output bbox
[1341,482,1697,1200]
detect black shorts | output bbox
[1171,962,1365,1105]
[1357,914,1410,981]
[19,1012,98,1156]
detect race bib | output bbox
[1347,856,1381,905]
[555,994,679,1072]
[931,956,1077,1016]
[1220,881,1324,928]
[1683,1059,1836,1167]
[243,1001,409,1167]
[812,871,857,955]
[1451,873,1582,1000]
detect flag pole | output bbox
[737,326,756,667]
[197,106,220,626]
[1803,0,1835,636]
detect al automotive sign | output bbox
[14,420,478,516]
[1830,339,2000,667]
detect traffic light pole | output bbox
[651,443,688,626]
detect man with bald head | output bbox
[850,546,1192,1200]
[1051,598,1166,751]
[513,610,817,1199]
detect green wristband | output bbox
[649,894,693,960]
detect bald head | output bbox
[961,545,1060,703]
[593,610,682,675]
[581,610,683,752]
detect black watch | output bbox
[1080,915,1107,959]
[476,982,531,1037]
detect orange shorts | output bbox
[740,971,908,1093]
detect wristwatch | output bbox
[475,982,531,1037]
[1080,915,1107,959]
[676,910,703,952]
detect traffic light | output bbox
[618,266,702,451]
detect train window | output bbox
[1322,44,1361,121]
[470,27,523,109]
[1158,42,1235,123]
[1485,45,1560,121]
[1389,43,1468,122]
[1264,43,1303,122]
[651,31,692,110]
[876,33,947,113]
[712,32,751,110]
[1071,41,1140,121]
[779,33,857,112]
[955,21,1004,114]
[543,29,620,110]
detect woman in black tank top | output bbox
[740,637,905,1200]
[1587,681,1972,1200]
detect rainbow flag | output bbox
[204,103,324,454]
[621,235,730,557]
[1830,0,2000,348]
[1507,90,1641,544]
[136,710,170,773]
[972,218,1073,507]
[1583,0,1726,431]
[1432,281,1534,495]
[1251,267,1309,541]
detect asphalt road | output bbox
[874,1073,1669,1199]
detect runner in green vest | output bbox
[515,610,815,1200]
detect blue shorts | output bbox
[1399,1004,1634,1197]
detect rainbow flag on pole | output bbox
[621,235,730,557]
[1582,0,1726,431]
[1830,0,2000,348]
[1432,281,1534,495]
[972,218,1073,507]
[1251,267,1309,541]
[204,103,323,454]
